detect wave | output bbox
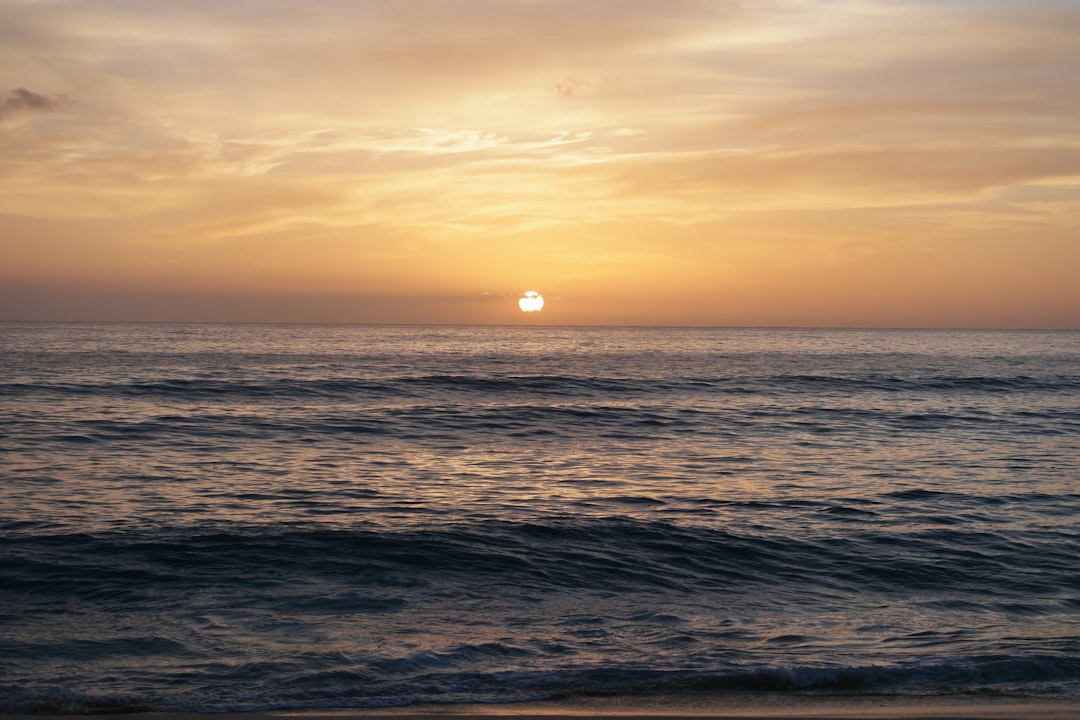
[5,654,1080,714]
[5,517,1077,604]
[3,372,1079,401]
[7,404,1077,451]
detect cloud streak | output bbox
[0,87,68,119]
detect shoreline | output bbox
[10,694,1080,720]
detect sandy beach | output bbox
[11,695,1080,720]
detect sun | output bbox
[518,291,544,312]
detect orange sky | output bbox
[2,0,1078,327]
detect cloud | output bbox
[0,87,68,119]
[552,78,594,98]
[2,0,1078,326]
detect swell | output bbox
[5,651,1080,714]
[6,402,1077,448]
[4,520,1079,713]
[5,517,1078,601]
[2,372,1079,400]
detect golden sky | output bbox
[2,0,1078,327]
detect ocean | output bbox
[2,322,1079,713]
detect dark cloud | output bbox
[0,88,68,119]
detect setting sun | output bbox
[518,291,544,313]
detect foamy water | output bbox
[2,323,1079,712]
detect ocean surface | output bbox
[2,323,1079,713]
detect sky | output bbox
[2,0,1078,327]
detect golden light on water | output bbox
[518,291,544,313]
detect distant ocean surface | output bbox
[2,323,1079,714]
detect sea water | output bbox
[1,323,1078,713]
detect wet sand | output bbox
[13,695,1080,720]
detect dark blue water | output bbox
[2,323,1079,713]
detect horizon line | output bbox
[2,319,1077,332]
